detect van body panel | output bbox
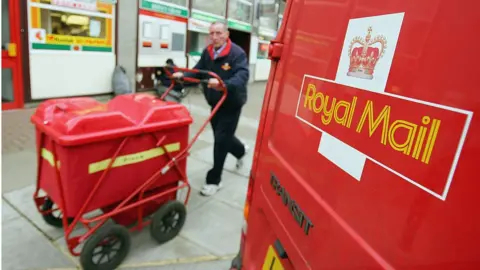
[241,0,480,269]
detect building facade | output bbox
[2,0,284,110]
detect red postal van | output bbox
[232,0,480,269]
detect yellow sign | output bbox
[46,34,109,46]
[88,142,181,174]
[7,43,17,57]
[262,245,285,270]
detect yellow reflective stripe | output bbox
[42,148,55,167]
[41,148,61,169]
[88,142,181,174]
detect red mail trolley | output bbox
[31,68,225,270]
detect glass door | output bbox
[2,0,24,110]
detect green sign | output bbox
[189,51,202,56]
[227,19,252,32]
[141,0,188,18]
[191,10,224,23]
[32,43,112,53]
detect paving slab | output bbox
[53,228,214,268]
[179,186,210,213]
[186,156,212,178]
[184,157,212,190]
[2,215,76,270]
[4,185,66,240]
[212,172,249,210]
[123,233,212,265]
[2,150,37,193]
[180,199,243,257]
[1,108,37,155]
[190,126,215,145]
[121,258,232,270]
[188,137,212,154]
[2,199,20,223]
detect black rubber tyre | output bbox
[150,200,187,244]
[80,224,131,270]
[41,198,73,228]
[231,252,242,269]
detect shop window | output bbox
[189,32,209,54]
[278,1,285,28]
[40,8,107,39]
[2,0,10,50]
[159,25,170,40]
[192,0,227,17]
[159,0,188,7]
[228,0,253,24]
[143,22,154,38]
[279,0,285,15]
[172,33,185,51]
[2,68,14,102]
[257,0,279,30]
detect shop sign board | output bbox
[29,0,115,53]
[227,18,252,32]
[140,0,189,18]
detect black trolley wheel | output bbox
[80,224,131,270]
[150,200,187,244]
[41,197,73,228]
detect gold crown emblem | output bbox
[347,26,387,80]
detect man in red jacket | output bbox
[173,21,249,196]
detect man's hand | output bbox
[207,78,222,90]
[172,72,184,79]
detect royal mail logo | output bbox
[336,13,404,93]
[347,27,387,80]
[221,63,231,71]
[296,12,473,201]
[296,75,473,201]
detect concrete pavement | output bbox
[2,82,266,269]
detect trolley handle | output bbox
[173,77,210,85]
[160,66,227,98]
[159,65,228,162]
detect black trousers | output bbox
[206,107,246,185]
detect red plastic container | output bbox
[30,67,227,270]
[31,93,193,217]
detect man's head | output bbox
[166,59,174,66]
[209,21,229,49]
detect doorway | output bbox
[228,29,251,63]
[2,0,25,110]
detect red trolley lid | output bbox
[31,94,193,146]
